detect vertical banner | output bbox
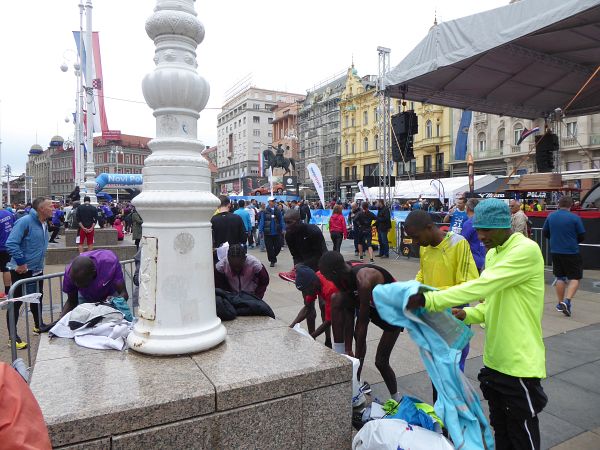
[467,153,475,193]
[454,110,472,161]
[267,167,273,196]
[358,181,371,203]
[307,163,325,207]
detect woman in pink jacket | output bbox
[328,204,348,252]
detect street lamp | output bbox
[110,146,124,202]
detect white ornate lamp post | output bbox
[127,0,227,355]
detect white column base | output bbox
[127,317,226,355]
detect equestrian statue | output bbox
[262,144,296,177]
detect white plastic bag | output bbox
[292,323,312,338]
[216,242,229,261]
[342,354,365,407]
[353,419,454,450]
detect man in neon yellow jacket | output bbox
[408,198,547,450]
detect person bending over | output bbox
[289,264,339,347]
[319,251,402,401]
[61,249,129,317]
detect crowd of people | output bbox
[0,190,588,449]
[208,191,588,449]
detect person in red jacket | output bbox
[328,204,348,252]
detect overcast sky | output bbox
[0,0,508,174]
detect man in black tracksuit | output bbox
[283,209,328,272]
[211,195,247,250]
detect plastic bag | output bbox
[216,242,229,261]
[292,323,312,338]
[342,354,365,407]
[352,419,454,450]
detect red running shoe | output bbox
[278,267,296,283]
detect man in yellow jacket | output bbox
[408,198,547,450]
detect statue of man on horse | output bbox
[262,144,296,177]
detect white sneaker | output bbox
[352,391,366,408]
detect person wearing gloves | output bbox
[407,198,547,450]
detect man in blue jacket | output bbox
[258,197,285,267]
[5,197,53,349]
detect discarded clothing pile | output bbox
[49,302,132,351]
[373,280,494,450]
[215,288,275,321]
[355,396,443,431]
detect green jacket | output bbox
[131,211,143,240]
[424,232,546,378]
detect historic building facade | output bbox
[216,87,304,194]
[339,67,380,200]
[297,73,346,201]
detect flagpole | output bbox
[83,0,97,204]
[77,1,86,198]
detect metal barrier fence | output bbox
[2,259,136,371]
[531,228,552,266]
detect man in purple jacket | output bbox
[61,249,128,316]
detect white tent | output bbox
[385,0,600,119]
[358,175,497,201]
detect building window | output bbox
[374,107,378,123]
[363,111,368,125]
[566,122,577,137]
[345,116,349,128]
[253,116,260,124]
[243,117,246,125]
[567,161,582,171]
[345,141,349,155]
[375,135,379,150]
[498,128,505,150]
[344,167,350,179]
[125,154,131,164]
[351,142,355,154]
[253,130,260,136]
[351,166,357,179]
[253,103,260,110]
[436,123,440,137]
[267,131,272,137]
[423,155,432,172]
[363,137,368,152]
[425,120,432,139]
[513,124,523,145]
[478,132,486,152]
[351,116,355,127]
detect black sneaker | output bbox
[359,381,372,394]
[269,262,275,267]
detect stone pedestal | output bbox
[30,317,352,449]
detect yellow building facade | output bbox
[339,66,455,199]
[401,101,454,179]
[339,66,381,199]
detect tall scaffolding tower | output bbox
[377,46,393,204]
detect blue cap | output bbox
[295,264,319,292]
[473,198,511,229]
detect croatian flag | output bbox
[73,31,109,134]
[517,127,540,145]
